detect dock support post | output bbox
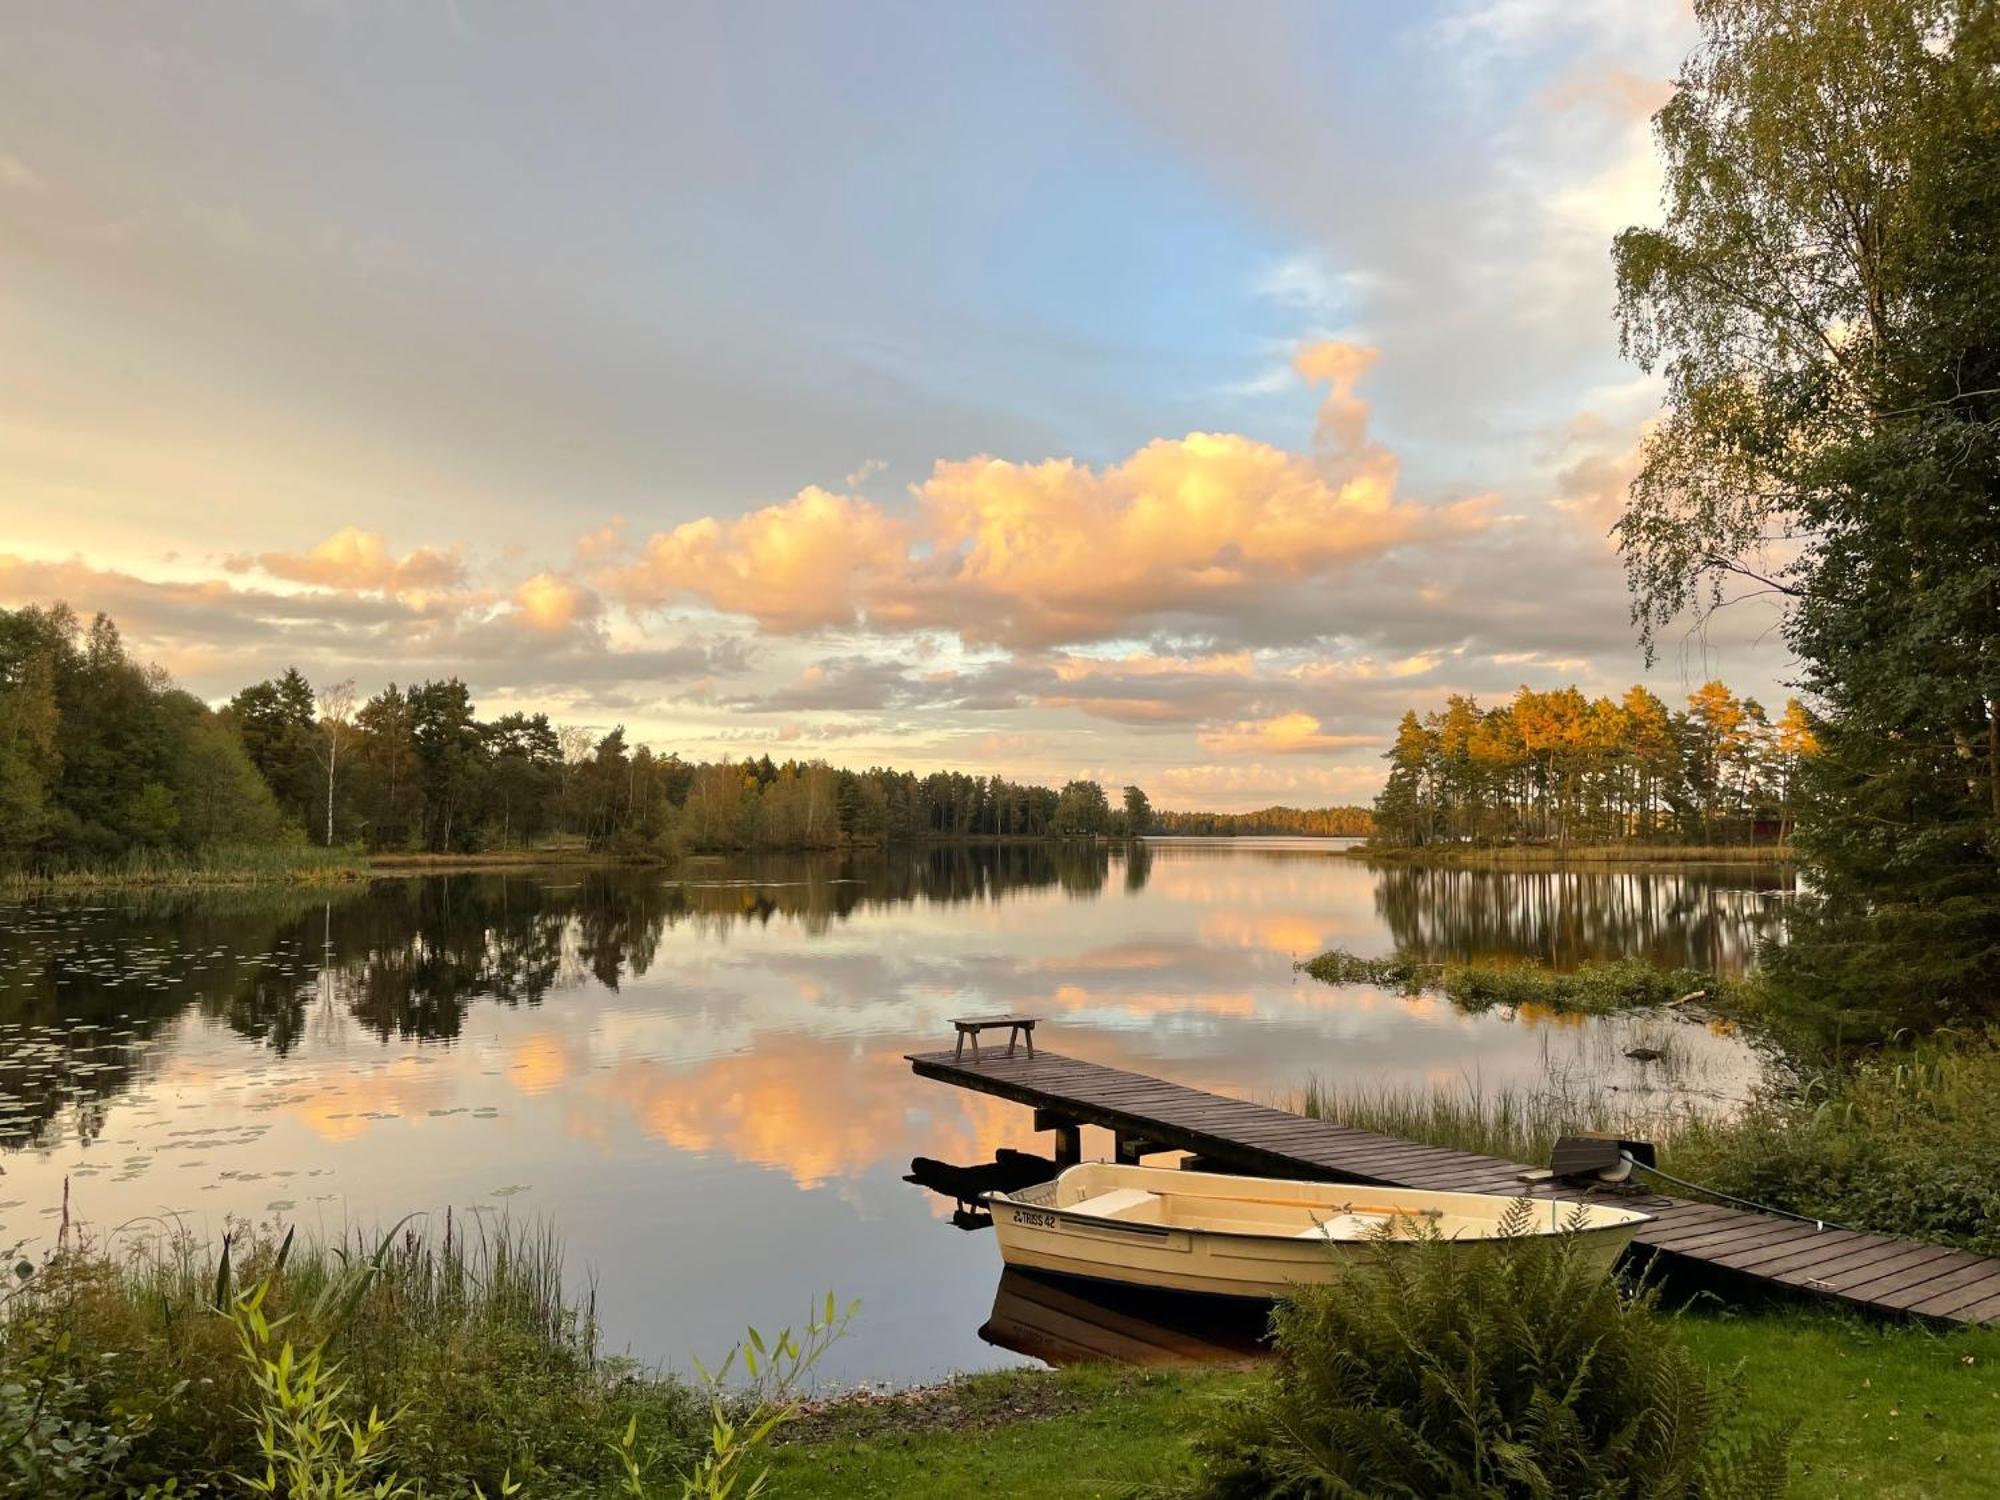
[1033,1108,1082,1165]
[1114,1131,1163,1165]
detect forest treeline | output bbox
[1150,805,1372,837]
[0,602,1170,867]
[1370,681,1814,849]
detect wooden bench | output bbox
[951,1014,1038,1062]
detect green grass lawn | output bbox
[1676,1311,2000,1500]
[763,1365,1252,1498]
[762,1311,2000,1499]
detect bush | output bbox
[1667,1032,2000,1254]
[1183,1205,1790,1499]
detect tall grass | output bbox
[1295,1071,1708,1167]
[1299,1033,2000,1258]
[1,843,367,895]
[1665,1031,2000,1255]
[0,1216,702,1495]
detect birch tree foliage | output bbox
[1613,0,1971,644]
[1616,0,2000,1039]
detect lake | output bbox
[0,839,1788,1384]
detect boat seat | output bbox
[1068,1188,1160,1219]
[1296,1212,1392,1240]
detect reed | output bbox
[1294,1071,1708,1167]
[0,1215,700,1494]
[0,843,368,895]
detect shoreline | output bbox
[1345,842,1794,867]
[3,837,1798,895]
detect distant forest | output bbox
[0,603,1231,868]
[1150,806,1372,837]
[1370,682,1814,849]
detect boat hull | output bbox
[987,1164,1647,1300]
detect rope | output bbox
[1620,1151,1855,1234]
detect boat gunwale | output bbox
[983,1179,1653,1247]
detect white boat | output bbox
[985,1163,1652,1299]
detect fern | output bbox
[1184,1207,1791,1498]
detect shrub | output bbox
[1183,1204,1790,1499]
[1666,1032,2000,1254]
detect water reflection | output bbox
[981,1267,1270,1367]
[0,842,1787,1382]
[1372,863,1788,973]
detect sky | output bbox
[0,1,1794,811]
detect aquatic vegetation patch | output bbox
[1299,947,1727,1015]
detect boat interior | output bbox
[1009,1162,1639,1241]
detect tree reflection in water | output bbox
[1372,863,1789,974]
[0,845,1785,1154]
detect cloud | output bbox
[237,526,465,596]
[1036,650,1264,725]
[0,152,44,193]
[1153,761,1386,806]
[573,518,627,565]
[509,571,599,633]
[0,552,743,701]
[1197,711,1380,756]
[1539,64,1674,123]
[615,487,915,632]
[1549,413,1647,533]
[614,343,1488,650]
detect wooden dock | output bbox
[908,1048,2000,1327]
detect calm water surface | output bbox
[0,840,1786,1383]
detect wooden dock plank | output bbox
[906,1049,2000,1327]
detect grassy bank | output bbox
[0,844,668,894]
[0,1220,704,1496]
[763,1312,2000,1499]
[767,1366,1253,1498]
[363,847,667,874]
[0,843,369,896]
[8,1217,1997,1496]
[1349,841,1794,866]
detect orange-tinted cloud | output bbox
[611,343,1485,649]
[1197,711,1380,756]
[239,526,465,596]
[1550,413,1647,534]
[1540,65,1674,124]
[1153,761,1385,804]
[509,572,599,633]
[616,487,915,632]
